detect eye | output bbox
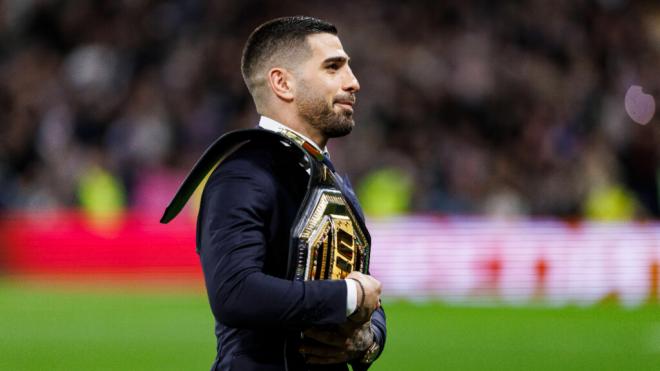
[327,63,340,71]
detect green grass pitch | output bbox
[1,282,659,370]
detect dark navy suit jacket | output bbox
[197,135,386,370]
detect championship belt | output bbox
[291,186,369,280]
[160,127,370,281]
[279,129,370,281]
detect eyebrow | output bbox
[322,56,349,65]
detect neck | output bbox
[263,110,328,148]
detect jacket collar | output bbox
[258,116,329,159]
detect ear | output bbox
[267,67,295,102]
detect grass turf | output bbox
[1,282,659,370]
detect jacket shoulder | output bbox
[219,131,306,171]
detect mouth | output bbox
[334,100,355,111]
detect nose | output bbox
[343,66,360,93]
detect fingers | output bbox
[299,343,349,365]
[303,328,346,347]
[349,322,375,352]
[303,322,373,355]
[304,354,349,365]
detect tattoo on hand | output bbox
[300,321,374,364]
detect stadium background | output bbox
[2,0,660,369]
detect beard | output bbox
[296,82,355,138]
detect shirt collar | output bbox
[258,116,328,156]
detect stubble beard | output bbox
[297,83,355,138]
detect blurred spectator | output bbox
[357,166,413,217]
[0,0,659,219]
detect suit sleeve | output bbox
[197,153,347,330]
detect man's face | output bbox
[294,33,360,138]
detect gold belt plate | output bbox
[296,189,368,280]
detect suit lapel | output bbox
[340,174,365,223]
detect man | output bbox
[189,16,386,370]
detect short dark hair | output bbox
[241,16,337,101]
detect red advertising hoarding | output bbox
[2,212,658,306]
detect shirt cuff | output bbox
[345,279,357,316]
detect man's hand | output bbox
[346,271,382,324]
[300,321,374,365]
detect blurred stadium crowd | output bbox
[1,0,660,219]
